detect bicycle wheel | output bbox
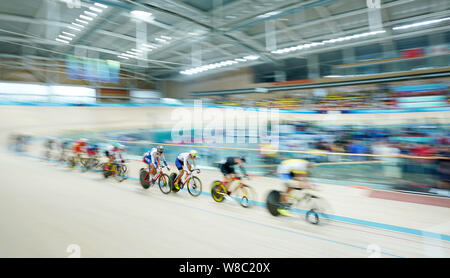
[266,190,281,216]
[80,157,90,172]
[301,194,332,225]
[237,184,256,208]
[68,156,76,169]
[169,173,180,193]
[187,176,202,197]
[211,181,226,203]
[139,168,151,189]
[158,173,171,194]
[114,164,127,182]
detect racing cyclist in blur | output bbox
[104,142,126,172]
[142,145,170,184]
[73,138,88,161]
[276,159,314,216]
[173,150,199,190]
[219,156,248,200]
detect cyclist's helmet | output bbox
[156,145,164,153]
[190,150,198,158]
[239,156,246,163]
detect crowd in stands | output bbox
[211,81,449,111]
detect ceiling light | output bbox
[62,31,76,37]
[89,6,103,13]
[131,48,143,53]
[55,38,70,44]
[117,55,129,59]
[75,18,89,24]
[258,11,281,19]
[67,26,82,31]
[80,15,93,21]
[84,11,98,17]
[155,38,167,43]
[243,55,259,60]
[160,35,172,40]
[142,43,157,49]
[71,22,85,28]
[392,17,450,30]
[94,2,108,9]
[122,53,137,58]
[58,35,73,41]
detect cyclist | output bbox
[174,150,199,190]
[142,145,170,184]
[73,138,88,161]
[276,159,314,216]
[219,156,248,200]
[59,138,71,162]
[44,137,57,159]
[87,143,99,157]
[104,142,126,172]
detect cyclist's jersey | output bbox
[277,159,309,178]
[143,148,168,167]
[176,152,196,170]
[105,144,124,162]
[87,145,98,156]
[223,157,239,167]
[73,141,87,153]
[221,157,247,176]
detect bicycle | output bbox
[265,187,331,225]
[103,161,128,182]
[139,165,171,194]
[168,169,202,197]
[80,156,101,172]
[210,176,256,208]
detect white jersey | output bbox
[177,152,196,170]
[106,144,125,163]
[150,147,167,166]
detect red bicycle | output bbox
[169,169,203,197]
[139,165,171,194]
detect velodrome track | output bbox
[0,105,449,258]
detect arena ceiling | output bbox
[0,0,448,83]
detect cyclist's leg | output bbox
[174,170,184,189]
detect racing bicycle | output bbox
[103,161,128,182]
[168,169,202,197]
[139,165,171,194]
[210,176,256,208]
[266,187,331,225]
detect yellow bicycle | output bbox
[211,176,256,208]
[103,161,128,182]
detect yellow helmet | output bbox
[190,150,198,157]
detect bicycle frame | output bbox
[144,165,165,183]
[179,170,197,188]
[285,189,316,208]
